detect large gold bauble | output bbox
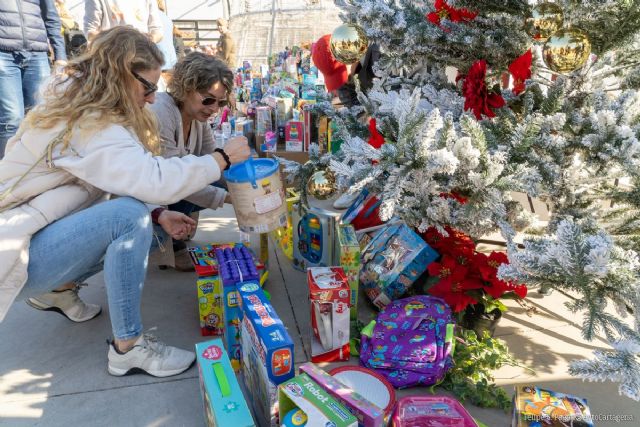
[307,169,337,200]
[524,2,564,42]
[330,24,368,64]
[543,28,591,74]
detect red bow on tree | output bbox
[509,49,532,95]
[427,0,478,29]
[462,60,505,120]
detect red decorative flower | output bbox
[367,118,385,149]
[427,265,483,312]
[462,60,506,120]
[439,191,468,205]
[509,49,532,95]
[427,0,478,29]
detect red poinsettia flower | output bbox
[427,0,478,29]
[439,191,468,205]
[473,251,509,282]
[509,49,532,95]
[367,117,385,149]
[427,271,483,312]
[427,255,462,279]
[462,60,506,120]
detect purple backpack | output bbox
[359,295,455,388]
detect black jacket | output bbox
[0,0,66,60]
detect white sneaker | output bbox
[333,191,360,209]
[26,283,102,322]
[107,332,196,377]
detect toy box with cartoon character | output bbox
[238,282,294,427]
[299,363,384,427]
[285,120,304,152]
[292,203,341,271]
[334,224,361,319]
[308,267,350,362]
[188,243,266,278]
[392,396,478,427]
[269,188,299,261]
[511,385,593,427]
[278,373,358,427]
[197,277,224,336]
[195,339,256,427]
[359,223,439,310]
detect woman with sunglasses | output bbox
[0,27,250,377]
[149,52,237,271]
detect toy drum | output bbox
[224,158,288,233]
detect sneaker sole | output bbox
[107,359,196,378]
[25,298,102,323]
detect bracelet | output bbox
[151,207,166,224]
[214,148,231,170]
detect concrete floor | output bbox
[1,205,638,426]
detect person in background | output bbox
[149,52,235,271]
[0,27,250,376]
[0,0,67,158]
[215,18,236,68]
[311,34,348,98]
[84,0,163,43]
[54,0,87,58]
[173,26,186,60]
[154,0,176,71]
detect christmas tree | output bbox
[293,0,640,400]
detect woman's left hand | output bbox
[157,210,197,240]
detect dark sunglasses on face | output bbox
[132,71,158,96]
[198,92,229,107]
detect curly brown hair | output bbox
[168,52,234,109]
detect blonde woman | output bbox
[0,27,250,377]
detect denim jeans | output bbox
[17,197,167,340]
[0,51,51,158]
[168,181,228,216]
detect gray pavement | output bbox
[1,205,638,426]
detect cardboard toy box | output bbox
[238,282,294,427]
[292,203,342,272]
[299,363,384,427]
[511,385,593,426]
[195,339,256,427]
[197,277,224,336]
[308,267,350,363]
[285,120,304,152]
[189,243,266,278]
[334,224,361,319]
[359,223,439,310]
[278,373,358,427]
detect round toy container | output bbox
[224,158,288,233]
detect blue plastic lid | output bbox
[224,158,279,184]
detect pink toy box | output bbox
[392,396,478,427]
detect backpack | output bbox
[359,295,455,388]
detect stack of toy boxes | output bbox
[195,338,255,427]
[308,267,350,363]
[278,373,358,427]
[299,363,385,427]
[214,245,260,372]
[237,282,294,427]
[334,224,361,319]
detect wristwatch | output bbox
[214,148,231,170]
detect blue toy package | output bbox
[238,282,294,426]
[359,223,439,310]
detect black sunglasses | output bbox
[197,92,229,107]
[132,71,158,96]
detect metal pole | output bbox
[267,0,277,61]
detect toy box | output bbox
[292,203,342,271]
[299,363,384,427]
[318,116,329,152]
[188,243,266,278]
[197,277,224,336]
[308,267,350,362]
[328,120,343,153]
[511,385,593,426]
[269,188,299,261]
[392,396,477,427]
[334,224,361,319]
[195,339,256,427]
[302,105,317,151]
[235,119,254,137]
[238,282,294,427]
[285,120,304,152]
[278,373,358,427]
[360,223,439,309]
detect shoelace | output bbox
[68,282,88,304]
[137,327,168,356]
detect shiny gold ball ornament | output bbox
[330,23,368,64]
[524,2,564,42]
[307,169,337,200]
[543,28,591,74]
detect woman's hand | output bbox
[224,136,251,164]
[157,210,197,240]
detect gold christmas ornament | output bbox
[524,2,564,42]
[543,28,591,74]
[330,23,368,64]
[307,169,337,200]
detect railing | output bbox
[173,20,220,47]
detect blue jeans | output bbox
[168,181,228,216]
[0,51,51,158]
[17,197,167,340]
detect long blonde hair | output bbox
[22,26,164,154]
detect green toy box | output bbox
[197,277,224,336]
[334,224,361,319]
[278,373,358,427]
[195,339,256,427]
